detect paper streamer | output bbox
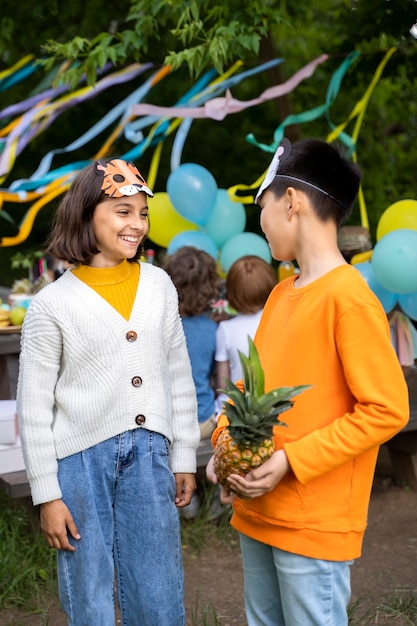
[326,48,396,230]
[0,49,397,247]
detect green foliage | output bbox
[180,485,236,553]
[189,594,222,626]
[379,594,417,624]
[0,0,416,261]
[0,494,57,610]
[38,0,285,86]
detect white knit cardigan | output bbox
[17,262,200,505]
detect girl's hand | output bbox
[40,499,81,551]
[174,473,197,507]
[226,450,290,499]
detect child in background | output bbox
[17,158,200,626]
[165,246,221,440]
[208,138,409,625]
[215,255,277,414]
[165,246,221,518]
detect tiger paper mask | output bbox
[96,159,153,198]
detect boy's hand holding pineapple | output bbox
[212,337,311,494]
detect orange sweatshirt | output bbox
[213,265,409,561]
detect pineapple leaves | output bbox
[219,337,312,432]
[238,336,265,399]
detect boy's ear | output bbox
[286,187,297,215]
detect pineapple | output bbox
[213,337,311,489]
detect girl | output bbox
[164,246,220,441]
[215,255,277,413]
[17,158,200,626]
[164,246,220,519]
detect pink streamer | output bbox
[130,55,328,122]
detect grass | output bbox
[378,594,417,624]
[189,593,222,626]
[0,487,234,625]
[3,488,415,626]
[348,593,417,625]
[0,494,57,613]
[180,481,236,553]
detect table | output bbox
[0,331,21,400]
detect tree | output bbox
[39,1,286,88]
[0,0,416,286]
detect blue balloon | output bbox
[205,189,246,248]
[355,262,398,313]
[372,229,417,294]
[167,163,218,227]
[220,232,271,273]
[167,230,218,259]
[399,291,417,321]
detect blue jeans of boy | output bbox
[240,533,352,626]
[57,429,185,626]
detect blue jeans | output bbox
[57,429,185,626]
[240,533,352,626]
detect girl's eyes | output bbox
[117,210,148,218]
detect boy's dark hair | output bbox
[46,159,148,265]
[164,246,220,317]
[226,255,277,314]
[267,139,362,227]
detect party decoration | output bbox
[147,192,198,248]
[350,250,372,265]
[131,55,328,122]
[389,310,417,365]
[205,189,246,248]
[398,291,417,322]
[355,262,398,313]
[167,163,218,227]
[372,229,417,294]
[167,230,218,259]
[220,232,271,273]
[0,48,401,249]
[376,199,417,241]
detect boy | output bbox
[207,138,409,625]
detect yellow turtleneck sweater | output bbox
[72,259,139,320]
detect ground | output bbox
[1,445,417,625]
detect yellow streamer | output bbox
[0,55,34,82]
[327,48,396,230]
[228,171,267,204]
[1,175,72,246]
[350,250,373,264]
[227,50,396,213]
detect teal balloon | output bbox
[205,189,246,248]
[167,230,218,259]
[372,229,417,295]
[167,163,218,227]
[355,262,398,313]
[399,291,417,321]
[220,232,271,273]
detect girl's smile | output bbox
[90,193,149,267]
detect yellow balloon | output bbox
[147,192,198,248]
[376,199,417,241]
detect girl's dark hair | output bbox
[226,255,277,314]
[268,139,362,228]
[164,246,221,317]
[46,159,148,265]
